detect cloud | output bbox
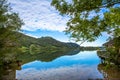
[8,0,69,32]
[16,65,103,80]
[8,0,109,46]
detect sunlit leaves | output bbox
[103,7,120,37]
[0,0,24,48]
[0,0,24,31]
[51,0,120,42]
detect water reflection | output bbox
[17,65,103,80]
[16,51,103,80]
[16,50,80,63]
[0,50,80,80]
[21,51,100,70]
[0,50,120,80]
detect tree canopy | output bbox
[51,0,120,42]
[0,0,23,47]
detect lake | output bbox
[1,51,120,80]
[16,51,103,80]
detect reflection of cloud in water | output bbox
[16,65,103,80]
[71,57,86,60]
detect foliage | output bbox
[51,0,120,66]
[4,32,80,55]
[0,0,23,48]
[17,48,80,63]
[106,38,120,65]
[11,33,80,62]
[0,0,23,66]
[19,46,28,53]
[51,0,120,42]
[98,63,120,79]
[97,37,120,65]
[29,44,41,54]
[23,36,80,54]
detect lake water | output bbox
[16,51,104,80]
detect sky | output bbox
[8,0,109,46]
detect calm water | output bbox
[16,51,104,80]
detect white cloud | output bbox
[8,0,109,46]
[16,65,103,80]
[8,0,69,32]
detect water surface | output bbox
[16,51,104,80]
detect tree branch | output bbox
[100,1,120,8]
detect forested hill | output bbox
[5,32,80,54]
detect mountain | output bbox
[0,32,80,79]
[0,31,80,64]
[3,32,80,54]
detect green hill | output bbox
[2,32,80,54]
[0,31,80,64]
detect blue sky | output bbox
[8,0,109,46]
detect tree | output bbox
[29,44,41,55]
[0,0,24,47]
[51,0,120,42]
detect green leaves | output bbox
[51,0,120,43]
[0,0,24,48]
[103,7,120,37]
[29,44,40,55]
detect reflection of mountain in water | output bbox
[0,32,80,80]
[0,50,80,80]
[17,50,80,65]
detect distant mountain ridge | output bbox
[9,32,80,54]
[0,31,80,65]
[13,32,80,62]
